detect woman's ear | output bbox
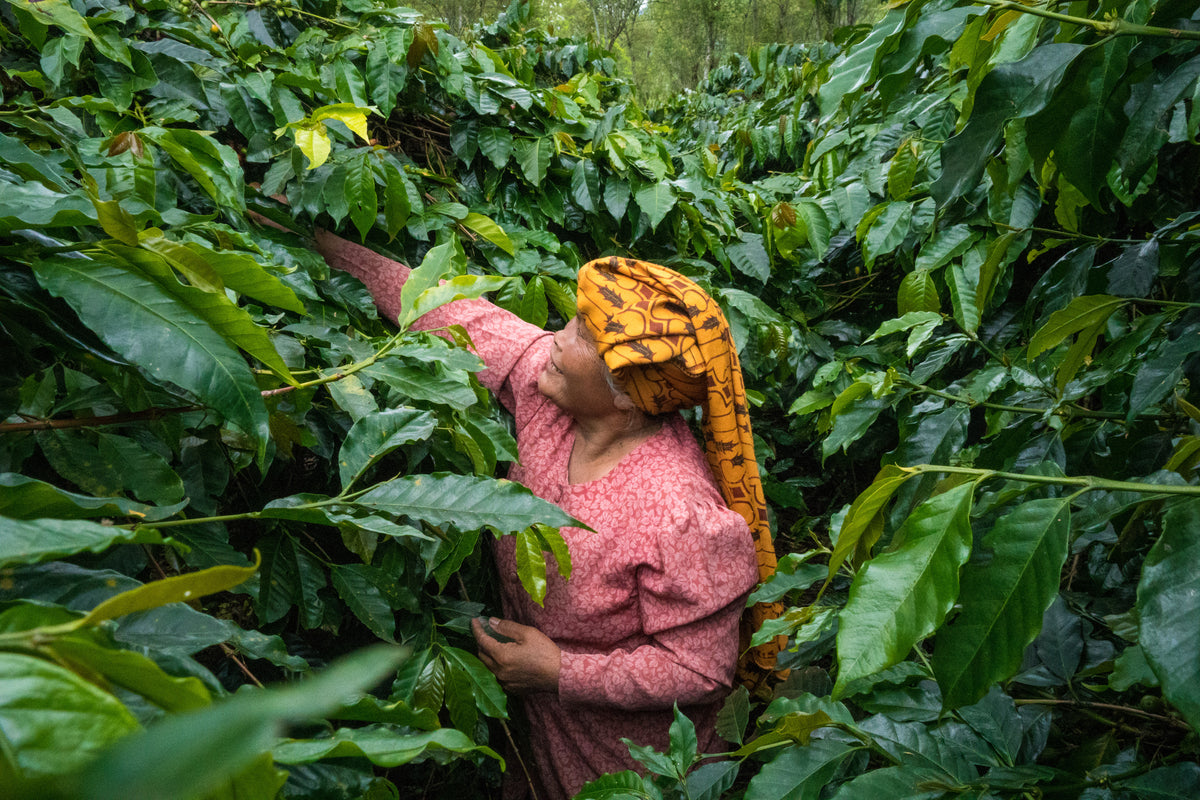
[613,392,636,411]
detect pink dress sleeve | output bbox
[314,231,550,416]
[556,497,756,711]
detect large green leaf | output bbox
[51,646,407,800]
[355,473,579,534]
[345,152,378,241]
[31,255,269,455]
[835,483,975,696]
[1138,498,1200,732]
[932,497,1071,709]
[0,516,168,569]
[142,127,245,212]
[0,652,140,781]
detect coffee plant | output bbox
[0,0,1197,797]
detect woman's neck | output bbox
[568,413,662,485]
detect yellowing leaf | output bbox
[294,125,332,170]
[312,103,373,142]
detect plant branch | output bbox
[975,0,1200,40]
[1014,698,1192,731]
[900,380,1157,421]
[0,331,409,433]
[909,464,1200,497]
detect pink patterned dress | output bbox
[317,235,760,799]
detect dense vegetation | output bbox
[1,0,1198,798]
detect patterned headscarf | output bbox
[576,256,784,683]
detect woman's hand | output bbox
[472,617,562,695]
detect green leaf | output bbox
[828,465,915,580]
[932,497,1071,708]
[31,255,269,456]
[715,685,750,746]
[272,724,499,768]
[727,233,771,282]
[1117,54,1200,190]
[355,473,580,534]
[460,211,515,255]
[794,200,831,260]
[346,152,378,241]
[403,274,513,329]
[744,736,859,800]
[571,158,601,213]
[835,483,975,696]
[514,526,549,605]
[1138,498,1200,732]
[56,646,408,800]
[932,44,1085,206]
[382,163,412,241]
[339,408,437,489]
[0,516,168,569]
[331,564,397,642]
[93,198,139,245]
[634,183,677,231]
[396,240,461,328]
[859,201,912,270]
[46,636,212,712]
[1115,763,1200,800]
[78,559,259,627]
[575,771,658,800]
[0,473,184,522]
[0,652,140,780]
[478,126,514,169]
[1027,294,1125,359]
[440,645,507,718]
[898,270,940,314]
[138,234,305,314]
[142,127,245,212]
[105,242,297,386]
[515,137,552,186]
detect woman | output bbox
[314,232,781,799]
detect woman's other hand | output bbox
[472,617,562,695]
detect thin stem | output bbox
[1014,698,1191,731]
[910,464,1200,497]
[975,0,1200,40]
[901,380,1149,421]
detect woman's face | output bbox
[537,316,626,419]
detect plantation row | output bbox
[0,0,1198,797]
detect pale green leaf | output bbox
[460,211,515,255]
[79,559,259,627]
[1027,294,1125,359]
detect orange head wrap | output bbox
[576,256,784,682]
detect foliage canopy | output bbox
[1,0,1199,797]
